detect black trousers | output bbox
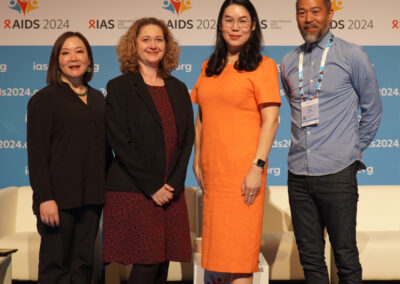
[127,261,170,284]
[288,162,362,284]
[36,205,102,284]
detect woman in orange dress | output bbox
[191,0,281,283]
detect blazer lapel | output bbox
[128,72,162,127]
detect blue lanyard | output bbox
[299,34,334,101]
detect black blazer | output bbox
[105,72,194,198]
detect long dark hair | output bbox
[206,0,262,77]
[47,31,94,85]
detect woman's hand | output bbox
[40,200,60,227]
[241,165,263,205]
[152,184,175,206]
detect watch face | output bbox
[255,159,266,169]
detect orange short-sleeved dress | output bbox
[191,56,281,273]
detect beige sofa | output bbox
[261,186,332,280]
[0,186,40,281]
[186,185,400,281]
[264,185,400,281]
[0,186,201,283]
[0,186,102,282]
[106,186,328,282]
[331,185,400,282]
[1,185,399,282]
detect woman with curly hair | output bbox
[191,0,281,283]
[102,17,194,284]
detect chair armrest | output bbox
[184,187,203,237]
[0,187,19,239]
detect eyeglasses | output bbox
[222,17,251,30]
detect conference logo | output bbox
[330,0,373,31]
[331,0,344,12]
[162,0,195,30]
[161,1,267,30]
[4,0,70,30]
[88,18,139,30]
[9,0,39,15]
[88,19,115,29]
[162,0,192,15]
[393,19,399,30]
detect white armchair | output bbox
[0,186,40,281]
[331,186,400,282]
[261,186,331,280]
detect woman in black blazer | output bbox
[102,18,194,284]
[27,32,109,283]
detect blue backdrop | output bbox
[0,45,399,188]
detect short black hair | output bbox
[296,0,331,10]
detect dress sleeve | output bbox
[253,57,281,106]
[191,60,208,104]
[27,91,54,203]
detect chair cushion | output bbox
[15,187,37,232]
[357,231,400,279]
[260,232,304,280]
[0,232,40,281]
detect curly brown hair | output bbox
[116,17,180,78]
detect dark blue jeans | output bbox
[288,162,362,284]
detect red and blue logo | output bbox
[9,0,39,15]
[162,0,192,15]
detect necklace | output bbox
[74,87,88,97]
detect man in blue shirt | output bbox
[280,0,382,283]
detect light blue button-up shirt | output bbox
[280,32,382,176]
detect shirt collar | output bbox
[302,31,333,52]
